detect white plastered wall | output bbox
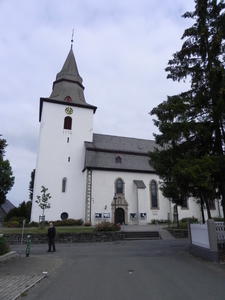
[31,101,93,222]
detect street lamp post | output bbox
[113,193,117,228]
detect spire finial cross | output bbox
[71,29,74,49]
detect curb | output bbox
[0,251,17,262]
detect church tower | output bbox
[31,45,97,222]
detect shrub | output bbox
[151,219,167,224]
[28,221,39,227]
[53,219,83,227]
[180,217,198,223]
[3,217,30,227]
[0,236,9,256]
[94,221,121,232]
[3,220,20,228]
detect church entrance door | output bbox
[116,208,125,225]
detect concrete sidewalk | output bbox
[0,252,64,300]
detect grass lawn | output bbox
[0,226,95,235]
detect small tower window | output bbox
[62,177,67,193]
[116,156,121,163]
[65,96,71,103]
[67,137,69,143]
[64,116,72,130]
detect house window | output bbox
[116,178,123,194]
[116,156,121,163]
[62,177,67,192]
[64,116,72,130]
[150,180,158,208]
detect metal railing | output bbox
[154,222,160,232]
[215,222,225,244]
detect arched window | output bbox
[62,177,67,193]
[116,156,121,163]
[64,116,72,130]
[150,180,158,208]
[65,96,71,103]
[116,178,123,194]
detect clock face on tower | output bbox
[65,107,73,115]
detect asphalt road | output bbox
[11,240,225,300]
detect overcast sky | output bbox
[1,0,195,207]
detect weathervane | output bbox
[71,29,74,49]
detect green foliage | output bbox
[35,186,51,215]
[3,219,20,228]
[149,0,225,220]
[94,221,121,232]
[0,135,15,205]
[29,169,35,201]
[151,219,168,224]
[4,200,32,222]
[180,217,198,223]
[28,221,39,227]
[0,236,9,255]
[53,219,83,226]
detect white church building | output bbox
[30,46,223,225]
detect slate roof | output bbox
[133,180,146,189]
[39,48,97,121]
[0,199,15,214]
[84,134,157,173]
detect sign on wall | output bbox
[130,213,137,219]
[140,213,147,219]
[103,213,110,218]
[95,213,102,219]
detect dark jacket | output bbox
[48,226,56,239]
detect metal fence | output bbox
[215,222,225,244]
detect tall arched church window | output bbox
[150,180,158,208]
[62,177,67,193]
[116,178,123,194]
[64,116,72,130]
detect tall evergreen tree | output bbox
[29,169,35,201]
[149,0,225,221]
[0,135,15,205]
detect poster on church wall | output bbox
[95,213,102,219]
[140,213,147,219]
[130,213,137,219]
[103,213,110,218]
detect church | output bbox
[30,45,223,225]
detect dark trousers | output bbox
[48,238,56,251]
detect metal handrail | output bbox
[155,222,160,232]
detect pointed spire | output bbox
[55,48,83,85]
[46,40,97,113]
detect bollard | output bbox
[26,234,31,257]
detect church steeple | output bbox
[49,48,90,107]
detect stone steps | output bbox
[124,231,161,240]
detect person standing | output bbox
[47,222,56,252]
